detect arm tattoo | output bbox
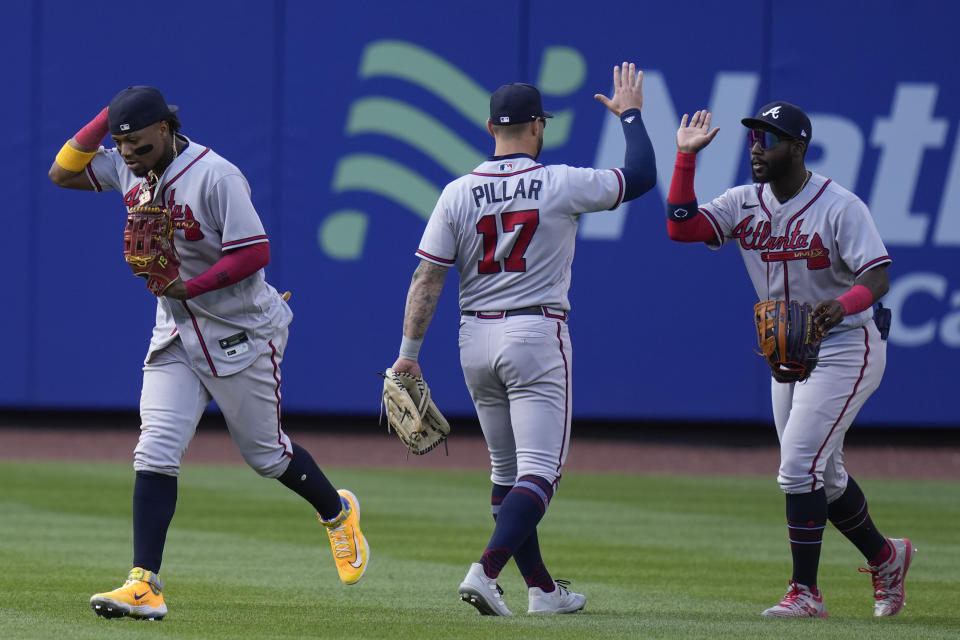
[403,260,449,340]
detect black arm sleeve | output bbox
[619,108,657,202]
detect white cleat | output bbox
[761,580,828,618]
[860,537,915,617]
[527,579,586,614]
[458,563,513,616]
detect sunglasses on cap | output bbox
[748,129,792,150]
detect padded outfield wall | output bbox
[3,0,958,426]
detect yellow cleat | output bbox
[90,567,167,620]
[319,489,370,585]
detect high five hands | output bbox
[595,62,645,117]
[677,110,720,154]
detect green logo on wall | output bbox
[319,40,586,259]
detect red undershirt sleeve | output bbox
[184,242,270,298]
[665,151,718,243]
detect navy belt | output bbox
[461,305,567,320]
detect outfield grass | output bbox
[0,460,957,639]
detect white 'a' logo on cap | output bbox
[762,106,782,119]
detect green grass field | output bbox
[1,460,957,639]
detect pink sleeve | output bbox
[666,214,718,243]
[184,242,269,298]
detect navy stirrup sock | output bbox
[480,475,554,579]
[490,483,554,591]
[785,489,827,588]
[277,442,342,520]
[132,471,178,573]
[827,476,889,564]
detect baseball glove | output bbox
[753,300,823,383]
[380,368,451,455]
[123,205,181,296]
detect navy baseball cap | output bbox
[741,101,811,142]
[489,83,553,125]
[108,86,178,135]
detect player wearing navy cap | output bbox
[49,86,369,620]
[389,63,656,616]
[664,101,914,618]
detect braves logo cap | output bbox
[489,83,554,125]
[741,101,811,142]
[108,86,178,135]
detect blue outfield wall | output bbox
[4,0,958,426]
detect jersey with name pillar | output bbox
[697,172,891,332]
[417,155,625,312]
[471,176,543,207]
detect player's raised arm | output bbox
[594,62,656,200]
[48,107,110,190]
[664,110,722,243]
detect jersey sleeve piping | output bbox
[415,249,455,265]
[222,235,268,250]
[159,147,211,204]
[85,164,103,192]
[607,168,625,210]
[854,256,892,276]
[791,179,833,223]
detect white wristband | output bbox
[398,335,423,361]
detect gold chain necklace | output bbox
[787,170,811,201]
[138,138,179,206]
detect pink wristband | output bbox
[74,107,109,150]
[836,284,873,316]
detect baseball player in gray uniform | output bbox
[48,86,369,620]
[665,102,913,617]
[390,63,656,616]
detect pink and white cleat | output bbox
[761,580,829,618]
[860,537,915,616]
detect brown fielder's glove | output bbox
[754,300,823,383]
[380,368,451,455]
[123,205,181,296]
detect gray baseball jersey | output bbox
[86,137,292,376]
[416,154,625,486]
[696,172,891,332]
[416,156,625,311]
[695,171,891,495]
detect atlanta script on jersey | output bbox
[697,172,891,333]
[85,137,292,376]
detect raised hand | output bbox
[677,110,720,154]
[594,62,644,117]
